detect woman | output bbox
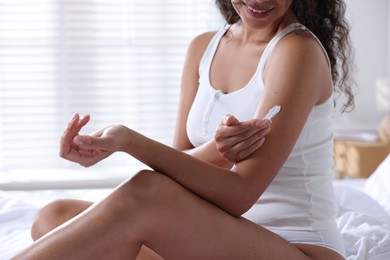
[14,0,354,259]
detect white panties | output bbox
[269,228,346,258]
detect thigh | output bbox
[130,172,313,260]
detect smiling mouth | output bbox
[245,4,274,15]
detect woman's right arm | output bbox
[173,33,270,168]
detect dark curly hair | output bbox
[215,0,355,112]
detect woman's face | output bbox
[231,0,292,28]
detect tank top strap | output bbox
[198,25,230,78]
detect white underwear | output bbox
[269,228,346,258]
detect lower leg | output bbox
[31,199,92,240]
[30,196,162,260]
[15,190,145,259]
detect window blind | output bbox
[0,0,224,171]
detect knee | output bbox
[110,170,176,210]
[31,199,80,241]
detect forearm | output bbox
[183,140,234,169]
[122,128,247,216]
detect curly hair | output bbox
[215,0,355,112]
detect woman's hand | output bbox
[59,114,130,167]
[214,115,271,163]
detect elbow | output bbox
[227,193,259,218]
[218,172,266,217]
[229,178,265,217]
[229,206,251,219]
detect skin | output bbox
[14,0,344,259]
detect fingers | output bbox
[60,114,90,157]
[241,118,271,132]
[216,119,271,145]
[234,137,266,162]
[224,114,240,126]
[60,114,78,157]
[230,128,269,155]
[219,117,270,137]
[217,126,270,158]
[73,134,113,151]
[215,116,272,163]
[63,114,90,140]
[63,113,79,141]
[74,114,91,134]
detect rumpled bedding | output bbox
[0,191,38,259]
[335,185,390,260]
[0,189,111,259]
[334,154,390,260]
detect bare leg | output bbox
[31,197,162,259]
[15,170,343,260]
[31,199,92,241]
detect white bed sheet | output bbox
[334,181,390,260]
[0,189,111,259]
[1,178,389,259]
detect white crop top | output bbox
[186,23,338,231]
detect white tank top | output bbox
[187,23,337,231]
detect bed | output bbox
[1,155,390,260]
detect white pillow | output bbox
[365,153,390,216]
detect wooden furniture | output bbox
[334,139,390,178]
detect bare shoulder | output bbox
[270,29,329,68]
[185,31,218,62]
[190,31,218,49]
[264,27,332,103]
